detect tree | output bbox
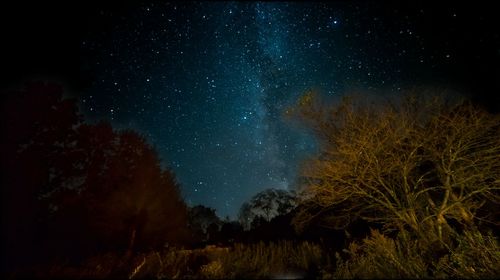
[238,188,297,230]
[187,205,222,242]
[1,82,189,272]
[47,124,189,256]
[1,82,82,271]
[290,90,500,245]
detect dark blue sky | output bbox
[68,1,498,218]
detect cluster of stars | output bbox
[80,2,470,218]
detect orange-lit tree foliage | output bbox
[290,90,500,244]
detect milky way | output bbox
[78,2,493,218]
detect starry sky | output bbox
[2,1,500,218]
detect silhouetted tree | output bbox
[1,82,81,271]
[187,205,222,243]
[238,188,297,230]
[1,82,189,274]
[218,221,243,244]
[46,124,189,257]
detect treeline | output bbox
[1,82,499,278]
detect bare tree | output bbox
[290,90,500,244]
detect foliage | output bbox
[21,230,500,279]
[216,241,323,278]
[332,229,500,279]
[34,241,326,279]
[290,90,500,244]
[333,230,429,278]
[47,123,190,255]
[199,260,224,279]
[0,82,189,274]
[187,205,222,243]
[434,230,500,278]
[238,188,297,230]
[1,82,82,271]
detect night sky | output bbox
[2,1,500,218]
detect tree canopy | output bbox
[1,82,188,271]
[290,90,500,245]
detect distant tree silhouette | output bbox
[218,221,243,244]
[238,188,297,230]
[187,205,222,243]
[1,82,188,273]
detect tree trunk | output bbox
[125,228,136,258]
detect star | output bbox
[77,1,496,218]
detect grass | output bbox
[24,240,327,279]
[132,240,326,279]
[332,229,500,279]
[13,230,500,279]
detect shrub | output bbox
[332,229,500,279]
[434,230,500,278]
[333,230,428,279]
